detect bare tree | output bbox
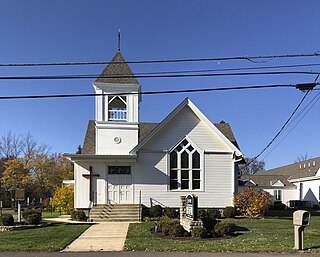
[0,131,51,160]
[240,157,265,175]
[294,152,311,163]
[0,132,22,158]
[21,132,37,159]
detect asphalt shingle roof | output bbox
[260,157,320,180]
[241,174,295,188]
[81,120,240,155]
[95,51,139,85]
[82,120,96,154]
[240,157,320,187]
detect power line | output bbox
[133,62,320,75]
[0,52,319,67]
[0,71,319,81]
[259,74,320,161]
[249,89,312,166]
[0,83,298,100]
[262,91,320,160]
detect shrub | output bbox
[71,210,87,221]
[26,213,42,225]
[149,205,163,218]
[157,217,179,235]
[142,206,150,219]
[207,209,221,219]
[223,206,236,218]
[271,202,286,210]
[22,209,42,224]
[168,224,186,237]
[313,204,320,210]
[191,227,207,238]
[198,209,207,219]
[163,208,179,219]
[197,209,218,232]
[201,216,218,232]
[0,214,14,226]
[234,187,271,218]
[51,185,74,214]
[214,222,232,237]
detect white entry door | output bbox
[107,175,132,204]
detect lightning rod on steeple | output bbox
[118,30,121,51]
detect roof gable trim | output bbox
[271,180,285,186]
[130,98,242,156]
[244,179,257,186]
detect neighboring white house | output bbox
[65,50,244,209]
[240,157,320,207]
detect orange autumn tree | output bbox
[234,187,272,218]
[1,152,73,200]
[1,158,31,191]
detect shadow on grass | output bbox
[229,225,249,233]
[306,245,320,250]
[266,210,320,219]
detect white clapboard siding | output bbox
[133,152,234,208]
[264,188,298,206]
[96,127,138,154]
[142,106,230,152]
[292,179,320,204]
[74,163,90,209]
[74,162,107,209]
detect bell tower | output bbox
[93,50,141,155]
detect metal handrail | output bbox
[138,190,142,221]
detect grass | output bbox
[41,211,61,219]
[125,210,320,253]
[0,222,90,251]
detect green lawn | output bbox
[41,211,61,219]
[125,211,320,253]
[0,222,90,251]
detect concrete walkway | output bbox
[62,222,130,252]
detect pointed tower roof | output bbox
[95,51,139,85]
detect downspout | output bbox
[233,152,244,195]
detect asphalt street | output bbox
[0,252,318,257]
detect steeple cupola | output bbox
[93,51,141,155]
[93,51,141,123]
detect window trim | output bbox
[167,136,204,192]
[273,189,282,202]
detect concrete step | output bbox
[91,207,140,212]
[92,218,140,222]
[94,204,140,208]
[89,204,142,222]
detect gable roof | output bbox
[241,174,295,188]
[82,120,96,154]
[95,51,139,85]
[261,157,320,180]
[130,98,242,156]
[214,121,239,149]
[81,117,240,155]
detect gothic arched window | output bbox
[169,138,201,190]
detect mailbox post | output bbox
[293,210,311,250]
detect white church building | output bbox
[65,50,244,212]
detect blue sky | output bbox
[0,0,319,169]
